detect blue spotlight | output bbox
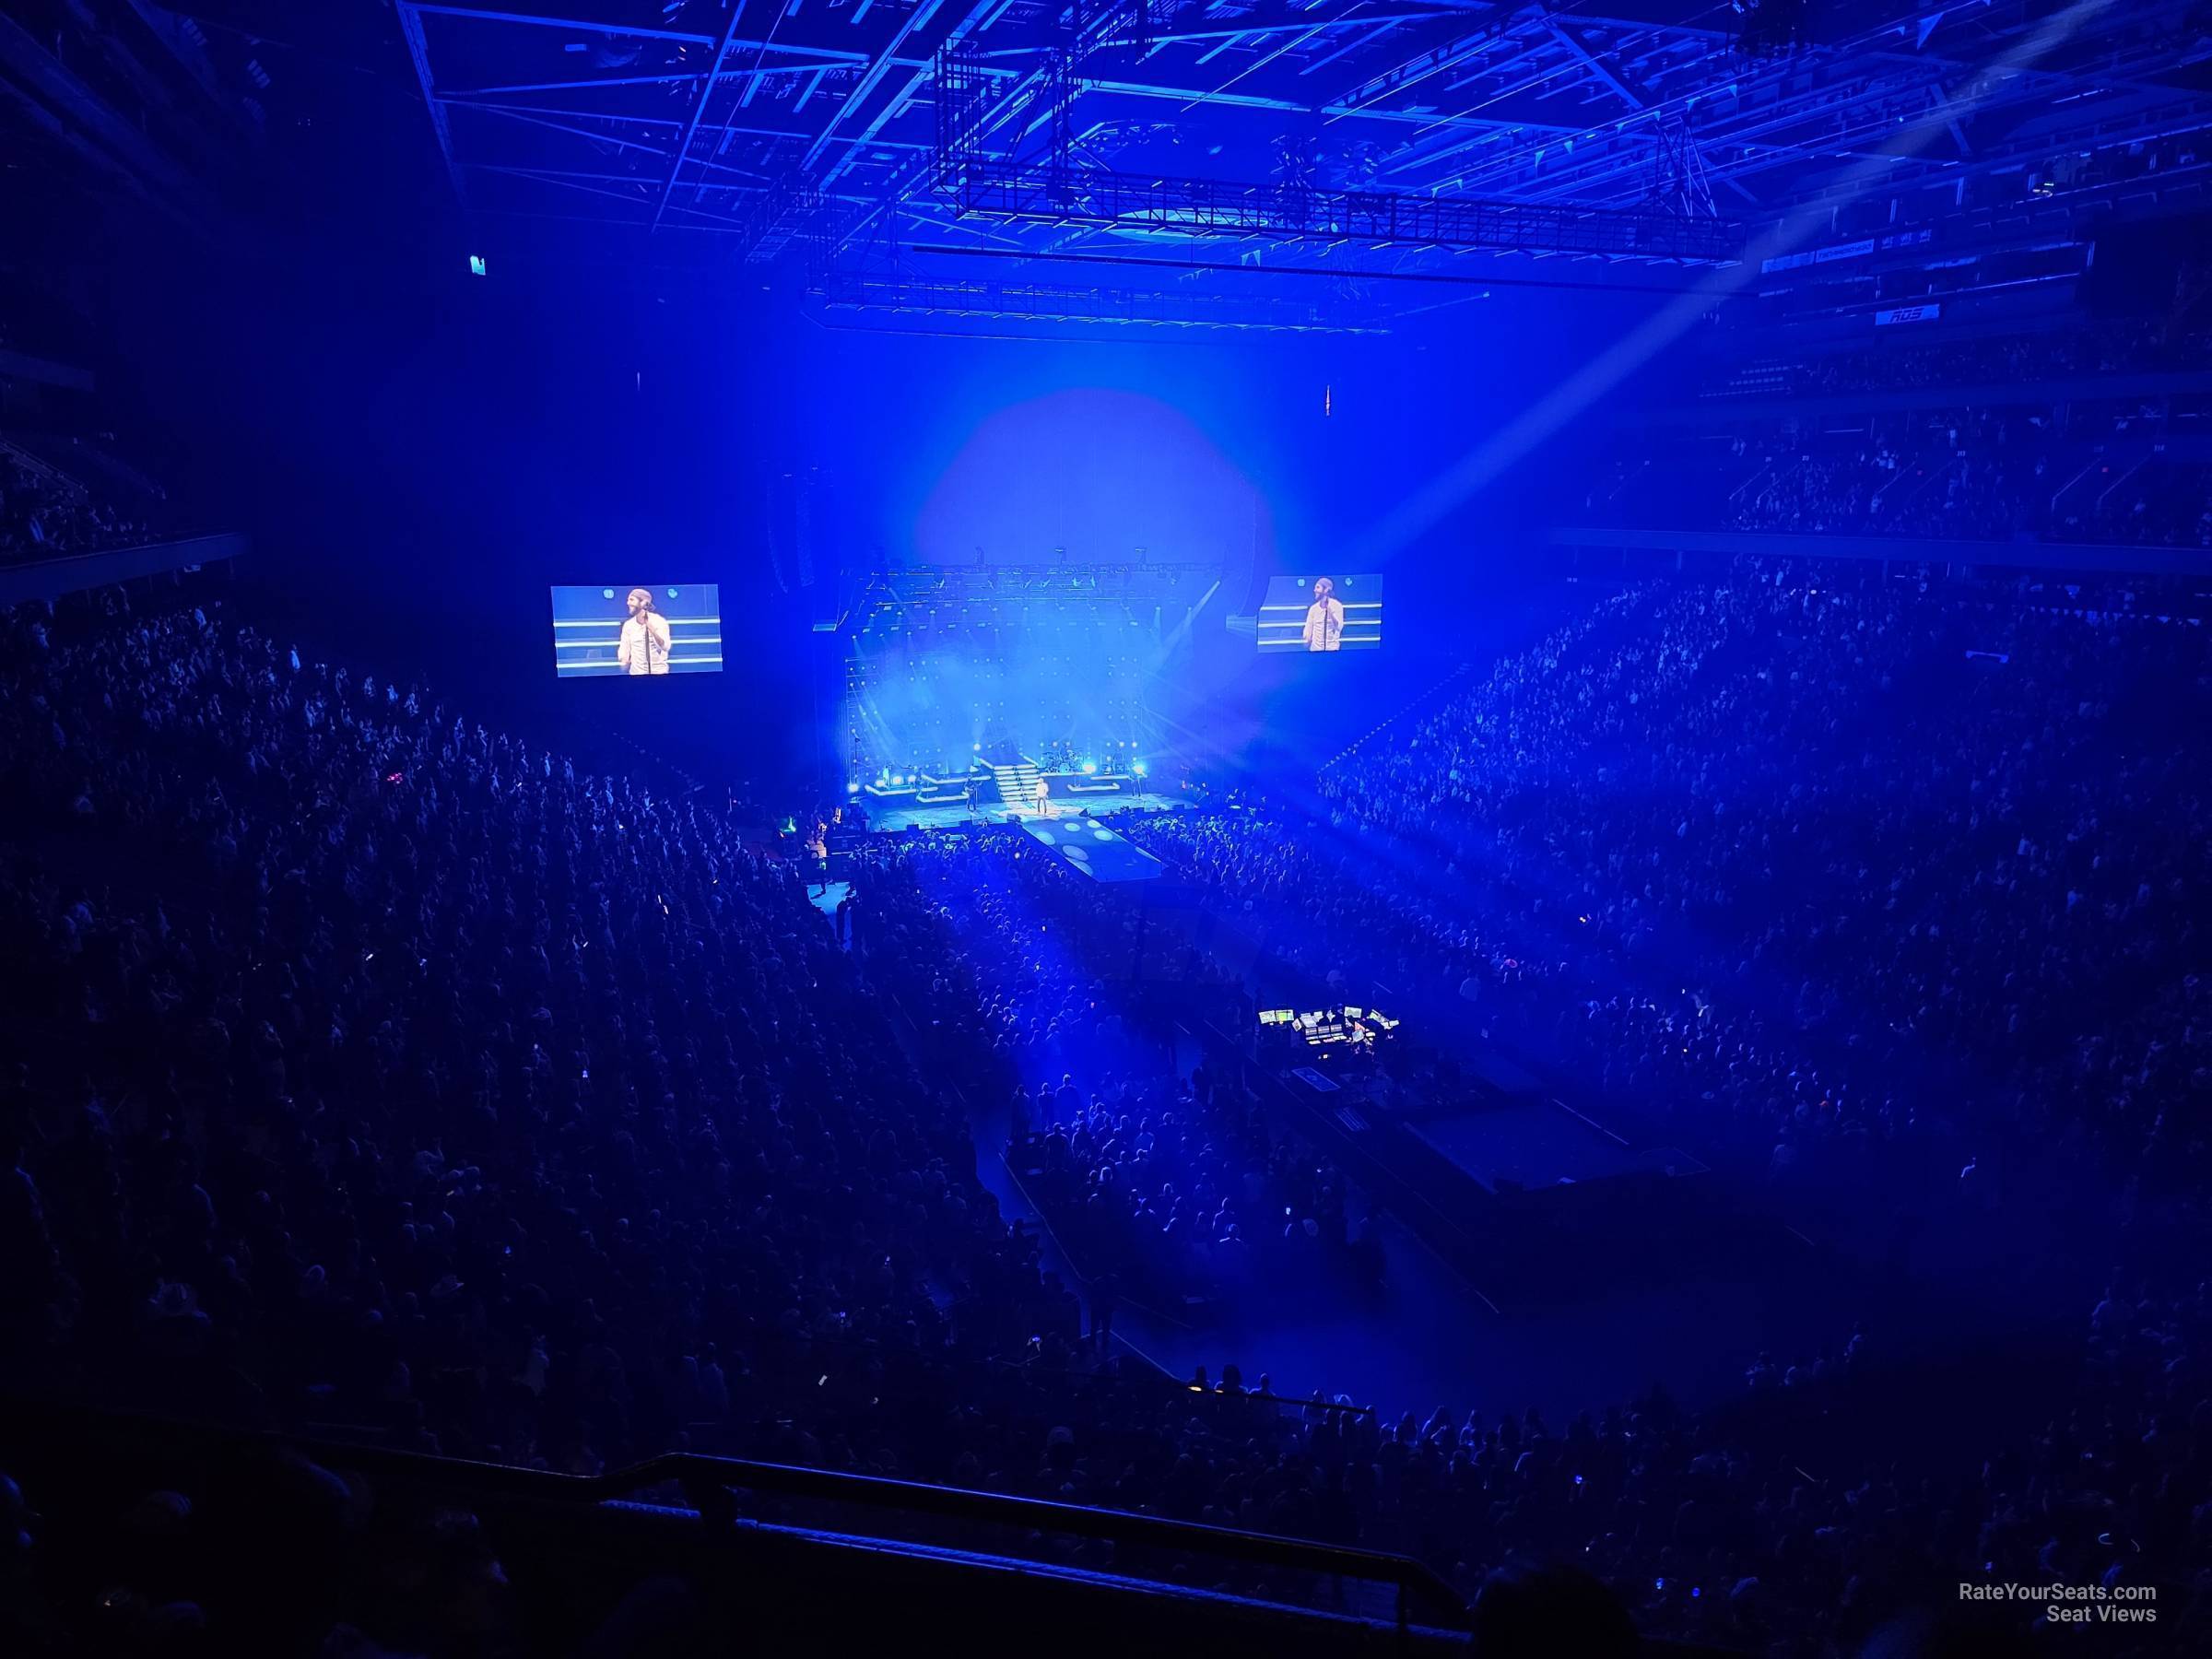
[1133,760,1147,776]
[1081,759,1098,775]
[846,780,860,795]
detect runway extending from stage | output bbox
[861,789,1190,833]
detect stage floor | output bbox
[864,790,1188,833]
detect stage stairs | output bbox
[983,758,1042,813]
[912,771,970,806]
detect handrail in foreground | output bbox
[11,1401,1468,1632]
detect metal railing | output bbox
[8,1400,1468,1632]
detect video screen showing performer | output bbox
[1302,576,1345,653]
[1256,573,1382,653]
[549,584,723,677]
[617,587,672,676]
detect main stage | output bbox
[863,788,1187,833]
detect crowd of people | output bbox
[1590,418,2212,548]
[0,597,1079,1472]
[2,571,2208,1654]
[841,830,1367,1312]
[1586,311,2212,548]
[1316,571,2210,1196]
[0,443,164,563]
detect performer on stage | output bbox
[1032,775,1053,818]
[805,810,830,895]
[617,587,674,676]
[1302,576,1346,653]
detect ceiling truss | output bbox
[390,1,2212,324]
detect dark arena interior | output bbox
[5,1,2212,1653]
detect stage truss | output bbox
[382,2,2212,330]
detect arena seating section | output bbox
[3,314,2209,1657]
[6,544,2207,1653]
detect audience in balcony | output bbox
[0,449,159,563]
[1590,316,2212,547]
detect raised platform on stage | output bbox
[863,790,1186,833]
[861,758,1170,830]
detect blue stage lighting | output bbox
[1082,759,1098,775]
[846,781,860,794]
[1133,760,1147,776]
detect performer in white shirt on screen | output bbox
[1302,576,1346,652]
[617,587,673,676]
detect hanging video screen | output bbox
[1256,574,1382,653]
[549,585,723,677]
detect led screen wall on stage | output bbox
[549,585,722,677]
[1256,574,1382,653]
[842,591,1167,780]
